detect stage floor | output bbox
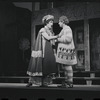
[0,83,100,100]
[0,83,100,90]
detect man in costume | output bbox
[56,16,77,88]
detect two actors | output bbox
[26,15,77,88]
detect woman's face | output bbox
[58,21,63,28]
[47,20,53,29]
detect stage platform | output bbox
[0,83,100,100]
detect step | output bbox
[53,77,100,80]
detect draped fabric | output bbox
[27,27,57,77]
[43,39,57,76]
[27,31,43,76]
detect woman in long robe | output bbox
[26,15,58,87]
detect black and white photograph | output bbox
[0,1,100,100]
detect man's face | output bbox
[58,21,63,28]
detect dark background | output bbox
[0,2,32,76]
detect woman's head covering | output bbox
[59,16,69,24]
[42,15,54,24]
